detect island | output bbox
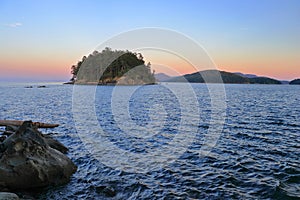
[68,47,156,85]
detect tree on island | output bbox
[70,47,155,85]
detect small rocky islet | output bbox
[0,120,77,199]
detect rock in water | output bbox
[43,134,69,154]
[95,185,116,197]
[0,121,77,189]
[0,192,19,200]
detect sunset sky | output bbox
[0,0,299,81]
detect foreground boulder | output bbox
[0,121,77,190]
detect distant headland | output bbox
[156,71,299,85]
[289,79,300,85]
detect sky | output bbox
[0,0,299,81]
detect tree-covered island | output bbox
[69,47,156,85]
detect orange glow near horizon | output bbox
[216,57,300,81]
[1,1,299,82]
[0,49,83,81]
[0,49,299,81]
[142,49,299,80]
[210,48,300,80]
[141,49,215,77]
[0,57,72,80]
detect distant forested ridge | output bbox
[70,47,155,85]
[167,70,282,84]
[168,70,249,83]
[289,79,300,85]
[249,77,281,84]
[167,70,244,83]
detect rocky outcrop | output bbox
[0,121,77,190]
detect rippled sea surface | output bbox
[0,82,299,199]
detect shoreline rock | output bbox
[0,121,77,190]
[0,192,19,199]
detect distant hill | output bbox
[249,77,281,84]
[235,72,288,84]
[280,80,290,84]
[234,72,258,79]
[167,70,282,84]
[235,72,283,84]
[289,79,300,85]
[168,70,249,84]
[154,73,171,82]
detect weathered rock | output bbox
[5,125,19,133]
[0,192,19,200]
[42,134,69,154]
[3,125,68,154]
[0,121,77,190]
[95,185,116,197]
[0,136,6,143]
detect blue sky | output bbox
[0,0,299,81]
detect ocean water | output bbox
[0,82,299,199]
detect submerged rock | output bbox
[0,121,77,190]
[95,185,116,197]
[0,192,19,200]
